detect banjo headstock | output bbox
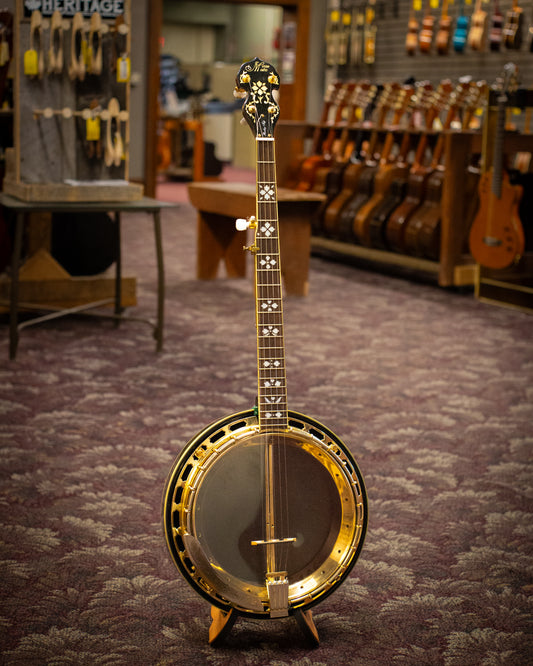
[235,57,280,138]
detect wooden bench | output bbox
[188,182,324,297]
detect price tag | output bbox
[413,0,422,11]
[117,56,130,83]
[366,8,375,22]
[330,10,340,22]
[342,12,351,26]
[24,49,38,76]
[86,117,101,141]
[430,0,439,9]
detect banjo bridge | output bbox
[250,537,297,546]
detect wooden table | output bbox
[188,182,325,297]
[1,194,177,360]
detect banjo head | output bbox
[163,410,367,617]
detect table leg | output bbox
[9,212,25,360]
[153,210,164,352]
[114,211,123,320]
[196,211,246,280]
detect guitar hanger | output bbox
[88,12,103,76]
[47,10,64,75]
[68,12,85,81]
[28,10,45,79]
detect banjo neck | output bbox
[255,136,288,432]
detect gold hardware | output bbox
[243,244,258,254]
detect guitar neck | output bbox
[492,98,506,198]
[255,137,288,432]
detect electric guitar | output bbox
[163,57,367,646]
[469,64,525,270]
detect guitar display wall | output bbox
[4,0,142,202]
[328,0,533,93]
[276,73,532,290]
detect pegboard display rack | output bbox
[4,0,142,202]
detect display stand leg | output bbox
[208,606,237,646]
[294,609,320,647]
[208,605,320,647]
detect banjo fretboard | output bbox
[255,137,287,431]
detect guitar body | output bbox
[368,177,408,249]
[469,171,524,269]
[453,15,469,52]
[354,163,409,246]
[323,162,365,237]
[386,169,428,252]
[338,165,376,241]
[404,168,444,258]
[296,155,331,192]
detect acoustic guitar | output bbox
[469,64,525,270]
[405,6,419,55]
[163,57,367,646]
[436,0,453,55]
[363,1,377,64]
[353,84,418,246]
[489,0,504,51]
[468,0,488,50]
[385,82,454,253]
[285,81,342,189]
[311,82,375,235]
[404,80,479,259]
[453,0,469,52]
[365,82,436,249]
[503,0,524,49]
[419,0,435,53]
[296,82,352,192]
[321,83,391,238]
[335,84,401,241]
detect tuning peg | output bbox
[234,87,246,99]
[235,216,257,231]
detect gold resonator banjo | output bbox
[163,57,367,646]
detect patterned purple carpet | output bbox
[1,202,531,665]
